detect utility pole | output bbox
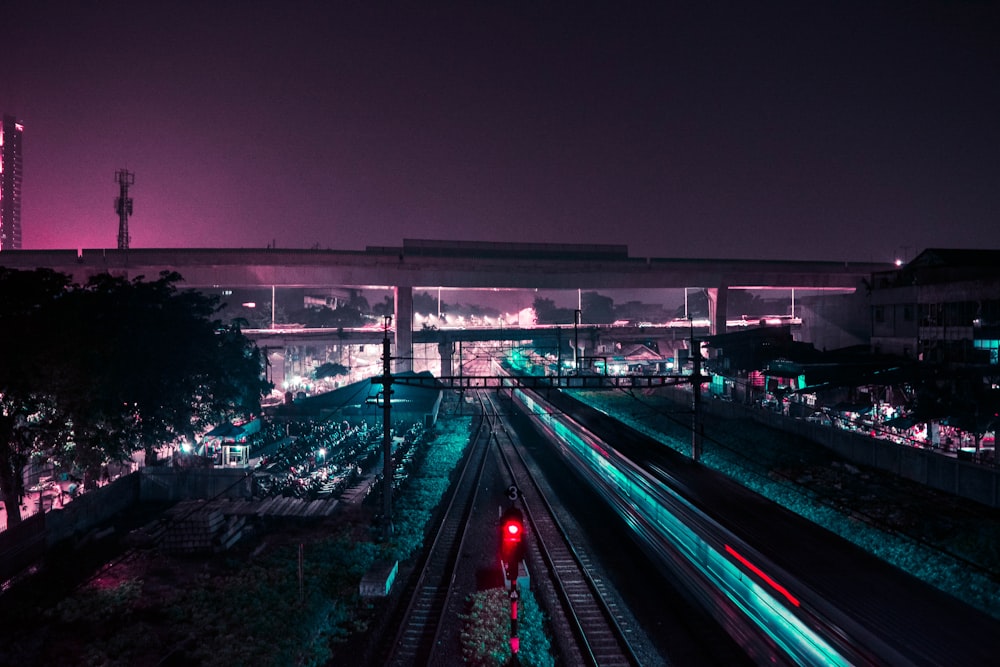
[371,315,395,540]
[574,309,582,372]
[691,319,703,462]
[115,169,135,250]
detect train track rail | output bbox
[385,407,493,666]
[387,384,642,665]
[485,390,641,667]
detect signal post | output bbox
[500,485,528,659]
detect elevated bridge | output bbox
[1,240,888,372]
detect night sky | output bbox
[5,1,999,262]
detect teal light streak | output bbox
[514,389,853,667]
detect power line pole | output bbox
[691,320,703,462]
[371,315,395,540]
[574,309,582,372]
[115,169,135,250]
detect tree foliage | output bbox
[413,290,439,315]
[313,362,349,380]
[390,417,472,561]
[0,269,271,525]
[580,291,614,324]
[460,587,554,667]
[0,268,75,524]
[532,297,575,325]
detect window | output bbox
[973,339,1000,365]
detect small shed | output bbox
[204,419,261,466]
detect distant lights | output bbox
[895,259,903,267]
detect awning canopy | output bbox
[205,422,245,439]
[763,360,804,378]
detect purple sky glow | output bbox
[4,1,999,262]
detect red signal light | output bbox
[504,519,522,541]
[499,507,526,590]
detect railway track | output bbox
[387,386,641,665]
[385,406,493,666]
[485,390,641,667]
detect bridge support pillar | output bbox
[438,339,454,378]
[394,286,413,373]
[706,285,729,336]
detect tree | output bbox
[672,289,709,319]
[581,291,614,324]
[372,294,394,319]
[0,268,73,526]
[313,363,349,380]
[224,301,271,329]
[51,271,272,473]
[0,269,272,524]
[532,297,574,325]
[413,291,439,316]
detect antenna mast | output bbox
[115,169,135,250]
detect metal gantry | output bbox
[373,325,707,536]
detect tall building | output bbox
[0,114,25,251]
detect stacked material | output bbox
[160,501,245,554]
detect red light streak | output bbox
[725,544,800,607]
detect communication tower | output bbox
[115,169,135,250]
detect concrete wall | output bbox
[0,468,255,584]
[0,473,141,583]
[0,512,46,584]
[140,467,252,503]
[44,473,141,546]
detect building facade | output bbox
[0,114,24,251]
[869,249,1000,365]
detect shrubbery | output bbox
[45,577,142,625]
[390,417,473,561]
[460,587,554,667]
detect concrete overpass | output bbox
[0,239,889,371]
